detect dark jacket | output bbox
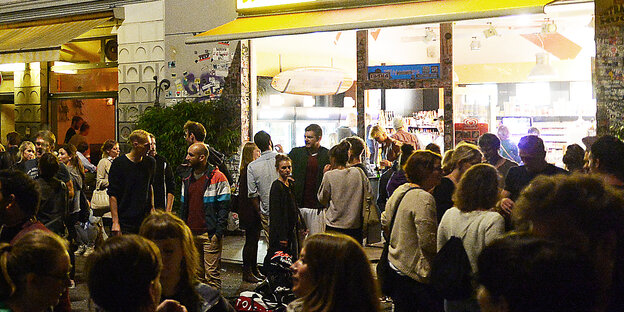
[288,146,330,209]
[180,165,231,237]
[269,180,302,258]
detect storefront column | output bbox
[241,40,251,143]
[595,0,624,136]
[14,62,47,140]
[440,22,454,152]
[356,29,368,138]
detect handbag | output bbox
[91,189,109,210]
[376,186,419,296]
[359,168,380,243]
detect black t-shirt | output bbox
[433,177,455,224]
[107,154,156,229]
[152,154,175,210]
[23,158,71,183]
[505,164,568,201]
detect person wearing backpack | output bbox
[436,164,505,312]
[380,150,443,312]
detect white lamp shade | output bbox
[271,67,354,96]
[528,53,557,79]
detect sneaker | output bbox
[83,246,95,257]
[69,279,76,289]
[74,245,86,256]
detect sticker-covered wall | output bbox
[596,0,624,136]
[163,0,237,104]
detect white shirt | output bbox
[247,150,278,215]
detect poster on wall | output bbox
[166,41,235,103]
[454,118,488,145]
[368,64,440,80]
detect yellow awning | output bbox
[187,0,554,44]
[0,17,111,63]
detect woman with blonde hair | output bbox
[289,233,380,312]
[140,211,234,312]
[0,230,71,312]
[433,142,483,223]
[13,141,35,171]
[237,142,263,282]
[437,164,505,312]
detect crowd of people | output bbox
[0,116,622,312]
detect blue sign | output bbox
[368,63,440,80]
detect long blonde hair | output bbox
[239,142,258,172]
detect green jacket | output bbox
[288,146,330,209]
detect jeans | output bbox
[194,232,222,290]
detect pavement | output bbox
[68,231,391,311]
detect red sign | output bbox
[454,120,488,145]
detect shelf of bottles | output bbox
[380,110,442,148]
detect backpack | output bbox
[429,236,473,300]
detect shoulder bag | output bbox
[360,168,380,243]
[376,186,419,296]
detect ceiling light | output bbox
[541,19,557,34]
[0,63,25,72]
[483,23,498,38]
[470,37,481,51]
[528,53,557,80]
[424,27,436,43]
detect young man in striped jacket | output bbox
[180,142,231,290]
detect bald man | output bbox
[179,143,231,289]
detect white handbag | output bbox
[91,189,110,210]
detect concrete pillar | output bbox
[14,62,47,141]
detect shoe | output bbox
[83,246,95,257]
[69,280,76,289]
[242,266,262,283]
[74,245,86,256]
[252,266,266,280]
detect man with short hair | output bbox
[180,142,230,289]
[391,117,420,149]
[288,124,330,235]
[0,132,20,170]
[500,135,567,213]
[370,125,401,167]
[586,135,624,189]
[248,130,279,241]
[478,133,518,182]
[22,130,74,198]
[108,129,156,235]
[64,116,83,144]
[149,134,175,211]
[178,120,232,184]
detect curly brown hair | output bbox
[453,163,500,212]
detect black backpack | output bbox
[429,236,473,300]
